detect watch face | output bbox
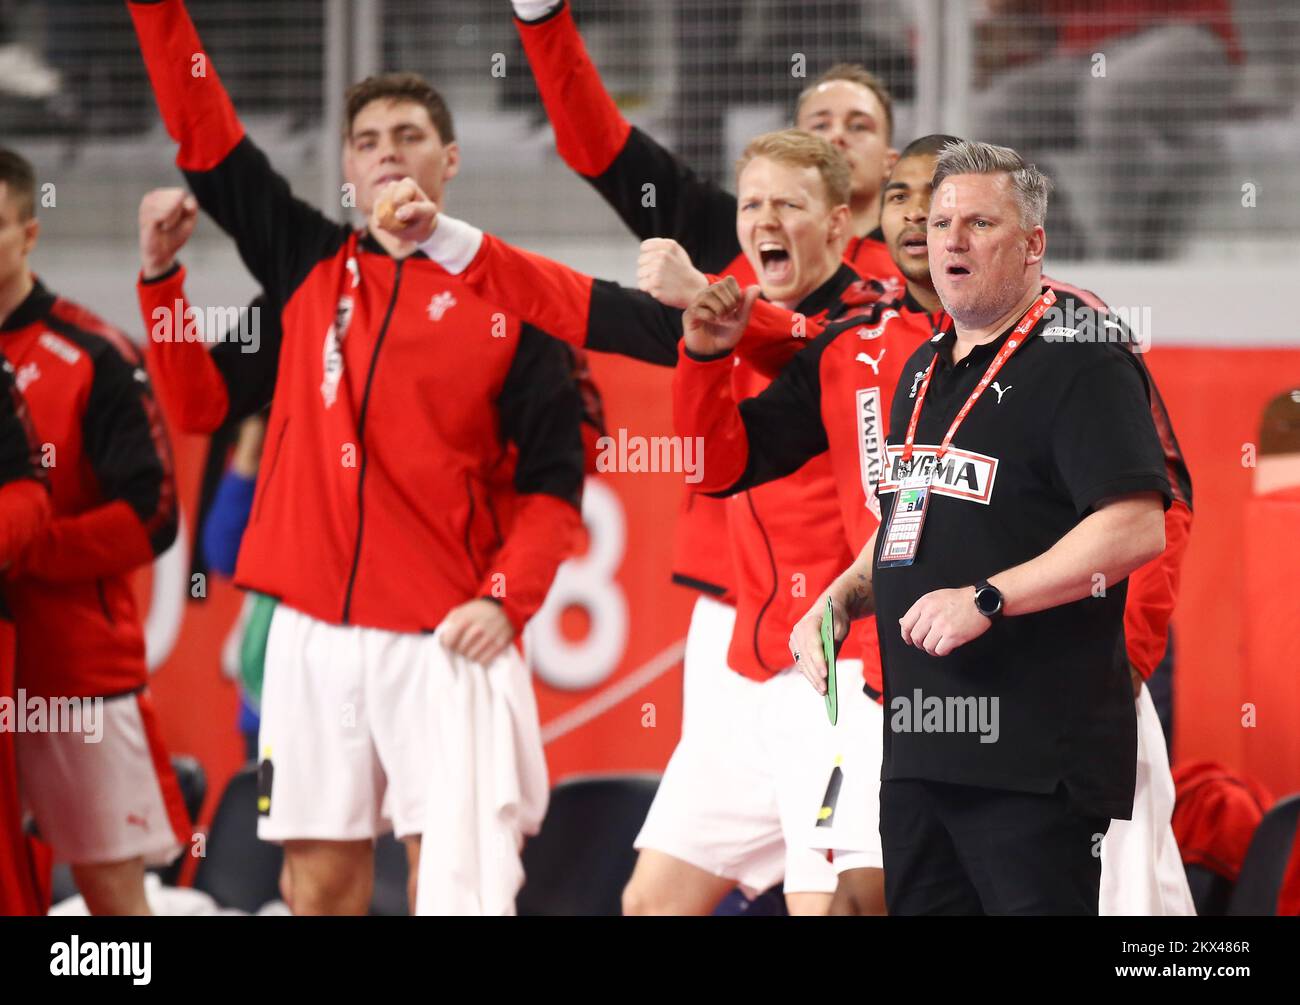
[976,586,1001,616]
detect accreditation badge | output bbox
[877,466,933,568]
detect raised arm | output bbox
[127,0,345,304]
[137,187,283,434]
[511,0,741,271]
[375,192,685,365]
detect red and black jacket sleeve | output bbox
[485,324,588,632]
[13,337,178,584]
[128,0,345,347]
[673,324,839,497]
[0,363,50,571]
[457,233,684,367]
[1124,352,1194,679]
[138,262,281,433]
[515,1,742,273]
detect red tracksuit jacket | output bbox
[1,282,177,699]
[129,0,587,635]
[676,287,946,692]
[436,225,899,679]
[513,0,904,606]
[0,360,50,916]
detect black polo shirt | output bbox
[872,290,1171,820]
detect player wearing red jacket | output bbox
[0,147,186,916]
[508,0,902,609]
[128,0,588,915]
[681,139,1195,916]
[397,130,909,914]
[0,356,50,916]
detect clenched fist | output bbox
[899,586,992,657]
[139,188,199,280]
[637,238,708,309]
[682,276,761,357]
[439,598,515,666]
[371,177,439,245]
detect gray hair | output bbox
[931,140,1053,229]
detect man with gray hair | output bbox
[803,139,1172,913]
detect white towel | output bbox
[414,633,549,916]
[1099,684,1196,916]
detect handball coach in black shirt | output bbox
[793,140,1170,915]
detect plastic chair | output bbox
[1227,793,1300,915]
[516,773,660,916]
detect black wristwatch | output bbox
[974,580,1004,619]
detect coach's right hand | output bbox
[139,187,198,280]
[682,276,761,357]
[789,594,848,696]
[372,177,439,245]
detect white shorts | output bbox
[17,689,188,867]
[635,596,842,897]
[804,682,885,874]
[258,604,514,843]
[1099,684,1196,915]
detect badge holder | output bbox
[878,469,933,568]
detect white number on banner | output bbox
[526,478,629,691]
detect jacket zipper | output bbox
[341,259,404,624]
[462,473,484,581]
[744,490,780,674]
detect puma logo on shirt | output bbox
[855,350,886,375]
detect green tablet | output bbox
[822,596,838,726]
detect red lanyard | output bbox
[901,289,1056,462]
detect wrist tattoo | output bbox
[843,573,874,621]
